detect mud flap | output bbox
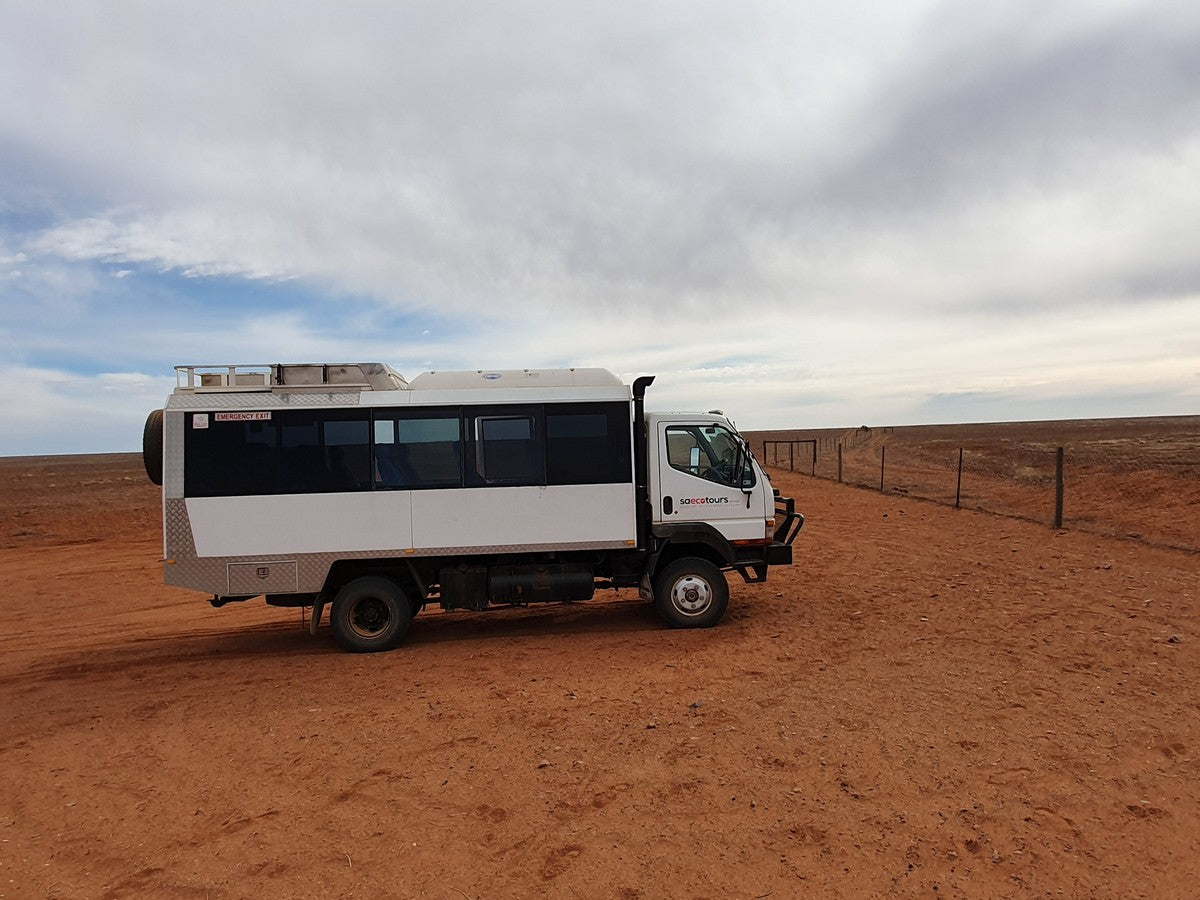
[309,597,328,636]
[639,574,653,602]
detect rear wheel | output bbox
[330,576,413,652]
[653,557,729,628]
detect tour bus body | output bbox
[145,363,802,652]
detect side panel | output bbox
[166,485,637,595]
[184,484,636,558]
[164,496,402,593]
[412,483,637,549]
[185,492,414,556]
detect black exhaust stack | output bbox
[632,375,655,550]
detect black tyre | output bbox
[330,576,413,652]
[142,409,164,486]
[653,557,729,628]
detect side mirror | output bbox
[735,442,753,506]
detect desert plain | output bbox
[1,417,1198,898]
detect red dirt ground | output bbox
[1,450,1198,898]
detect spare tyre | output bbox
[143,409,164,485]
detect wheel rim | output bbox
[668,574,714,617]
[348,596,392,638]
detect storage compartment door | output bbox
[227,561,299,595]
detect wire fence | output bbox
[748,421,1200,553]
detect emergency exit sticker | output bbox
[192,414,209,429]
[214,412,272,422]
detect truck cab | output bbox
[649,412,775,539]
[640,410,800,628]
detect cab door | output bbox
[651,420,762,541]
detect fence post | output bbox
[789,442,794,472]
[811,441,816,476]
[955,448,963,509]
[837,444,843,483]
[1054,447,1064,529]
[880,446,886,491]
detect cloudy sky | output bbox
[2,1,1198,454]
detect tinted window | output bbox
[279,415,324,492]
[545,403,632,485]
[326,420,369,446]
[183,409,370,497]
[548,414,605,439]
[278,411,371,492]
[185,414,280,497]
[184,401,634,496]
[483,418,531,441]
[374,411,462,488]
[467,408,544,485]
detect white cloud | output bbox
[0,365,175,455]
[1,1,1198,453]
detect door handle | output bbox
[663,495,673,515]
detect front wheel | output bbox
[330,576,413,652]
[653,558,729,629]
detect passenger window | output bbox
[471,412,543,485]
[374,413,462,488]
[374,419,396,445]
[279,412,370,492]
[184,410,372,496]
[545,403,632,485]
[185,417,279,497]
[325,420,368,446]
[322,418,371,490]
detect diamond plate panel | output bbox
[166,391,363,410]
[163,410,185,499]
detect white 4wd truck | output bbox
[144,364,802,651]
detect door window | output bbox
[664,425,754,489]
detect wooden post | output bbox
[811,441,816,476]
[1054,447,1064,529]
[789,441,794,472]
[837,444,843,483]
[955,448,963,509]
[880,446,886,491]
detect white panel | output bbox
[411,484,637,549]
[357,390,412,407]
[362,386,628,407]
[408,368,623,390]
[187,493,413,557]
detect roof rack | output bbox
[174,364,408,393]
